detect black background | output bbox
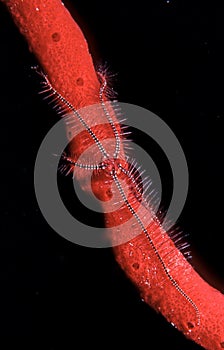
[0,0,224,348]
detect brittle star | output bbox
[38,67,200,327]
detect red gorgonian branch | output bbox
[1,1,224,349]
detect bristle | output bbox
[168,226,192,261]
[96,63,118,101]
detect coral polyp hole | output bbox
[187,322,195,330]
[76,77,84,86]
[220,342,224,348]
[132,263,140,270]
[106,189,113,199]
[52,32,61,42]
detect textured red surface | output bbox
[2,1,224,349]
[113,230,224,349]
[2,0,100,109]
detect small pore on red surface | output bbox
[132,262,140,270]
[106,188,113,199]
[51,32,61,42]
[76,77,84,86]
[187,322,195,330]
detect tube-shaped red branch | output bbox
[1,1,224,349]
[1,0,100,109]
